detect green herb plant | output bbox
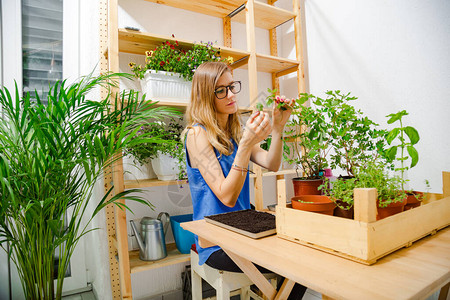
[385,110,420,190]
[354,161,406,208]
[319,177,358,210]
[0,72,178,299]
[315,91,388,177]
[125,118,186,179]
[129,39,233,81]
[284,93,331,179]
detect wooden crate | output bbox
[276,171,450,265]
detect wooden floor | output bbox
[60,287,444,300]
[62,291,95,300]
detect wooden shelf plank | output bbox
[250,168,297,178]
[143,0,295,29]
[148,100,252,114]
[255,53,299,74]
[124,178,188,189]
[233,1,295,29]
[118,29,249,61]
[129,243,190,273]
[143,0,242,18]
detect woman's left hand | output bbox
[272,96,294,132]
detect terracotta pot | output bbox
[333,200,354,219]
[376,196,407,220]
[291,195,336,215]
[404,191,423,210]
[292,178,324,196]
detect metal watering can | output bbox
[130,212,170,261]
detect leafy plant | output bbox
[125,118,186,179]
[129,39,233,81]
[259,88,293,111]
[319,177,357,210]
[0,72,178,299]
[284,93,331,179]
[314,91,388,177]
[385,110,420,190]
[354,161,406,208]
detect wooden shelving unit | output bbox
[118,29,299,75]
[102,0,306,298]
[129,243,190,274]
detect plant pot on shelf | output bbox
[151,153,180,181]
[333,200,354,219]
[376,196,407,220]
[291,195,336,215]
[141,70,191,103]
[123,155,156,181]
[404,191,423,210]
[292,177,324,196]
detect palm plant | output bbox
[0,72,179,299]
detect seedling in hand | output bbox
[266,88,293,111]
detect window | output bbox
[22,0,63,100]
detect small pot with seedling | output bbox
[320,177,357,219]
[354,161,407,220]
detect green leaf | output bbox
[385,128,400,144]
[256,103,264,111]
[404,126,420,145]
[386,146,397,161]
[407,145,419,168]
[386,110,408,124]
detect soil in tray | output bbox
[205,209,275,234]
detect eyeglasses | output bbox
[214,81,241,99]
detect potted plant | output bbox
[284,92,332,196]
[290,195,336,215]
[319,177,358,219]
[0,72,178,299]
[384,110,422,209]
[129,39,233,102]
[125,118,186,180]
[314,90,388,178]
[354,161,407,220]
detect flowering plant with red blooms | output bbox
[256,88,296,111]
[129,36,233,81]
[266,88,295,111]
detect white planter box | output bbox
[122,155,156,181]
[140,70,191,103]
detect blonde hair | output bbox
[183,62,242,155]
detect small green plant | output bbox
[315,90,388,177]
[125,118,186,179]
[354,161,406,208]
[319,177,357,210]
[284,93,331,179]
[385,110,420,190]
[129,39,233,81]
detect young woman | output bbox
[184,62,305,299]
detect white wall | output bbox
[276,0,450,192]
[90,0,450,298]
[288,0,450,192]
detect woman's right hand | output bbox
[240,111,272,148]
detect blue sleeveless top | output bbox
[185,125,250,265]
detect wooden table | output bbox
[182,220,450,300]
